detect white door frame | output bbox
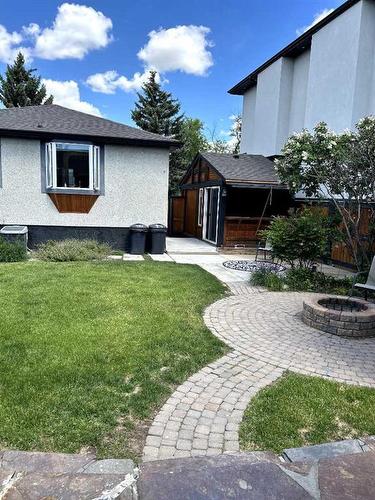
[202,186,220,244]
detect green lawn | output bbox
[240,372,375,454]
[0,261,226,459]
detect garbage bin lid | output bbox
[149,223,167,232]
[0,225,28,234]
[130,223,148,232]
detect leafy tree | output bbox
[0,52,53,108]
[131,71,183,136]
[276,120,375,270]
[205,114,242,154]
[229,114,242,154]
[169,118,208,194]
[207,138,231,154]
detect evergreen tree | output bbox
[0,52,53,108]
[131,71,183,136]
[170,118,208,194]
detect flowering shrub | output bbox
[276,119,375,270]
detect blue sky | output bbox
[0,0,343,138]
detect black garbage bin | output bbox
[129,223,148,254]
[148,224,167,254]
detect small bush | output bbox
[35,239,111,262]
[250,269,284,291]
[0,238,27,262]
[263,208,330,269]
[251,267,354,295]
[250,268,271,287]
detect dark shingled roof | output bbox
[200,152,282,184]
[228,0,359,95]
[0,104,178,147]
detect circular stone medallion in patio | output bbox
[222,260,286,273]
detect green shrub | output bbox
[0,238,27,262]
[251,267,354,295]
[263,208,330,269]
[35,239,112,262]
[250,268,284,291]
[265,273,284,291]
[250,268,271,287]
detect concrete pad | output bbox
[122,254,144,261]
[138,454,311,500]
[149,253,174,262]
[283,439,364,463]
[107,255,123,260]
[167,237,217,254]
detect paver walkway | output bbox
[143,245,375,462]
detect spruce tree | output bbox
[0,52,53,108]
[170,118,208,194]
[131,71,183,136]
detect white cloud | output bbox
[43,79,102,116]
[296,8,334,36]
[22,23,41,38]
[138,25,213,76]
[34,3,113,60]
[0,25,24,63]
[0,3,113,63]
[86,69,160,94]
[86,24,213,96]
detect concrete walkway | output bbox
[143,238,374,462]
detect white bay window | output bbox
[45,142,100,191]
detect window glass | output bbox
[56,143,90,188]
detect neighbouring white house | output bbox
[229,0,375,156]
[0,104,176,249]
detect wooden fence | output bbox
[325,207,374,267]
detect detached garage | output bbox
[172,152,292,248]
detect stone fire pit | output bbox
[302,296,375,338]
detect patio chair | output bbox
[255,239,273,262]
[351,256,375,300]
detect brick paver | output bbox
[143,351,282,461]
[143,284,375,462]
[206,291,375,387]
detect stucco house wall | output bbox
[0,137,169,247]
[304,1,363,131]
[238,0,375,156]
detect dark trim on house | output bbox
[228,182,288,189]
[228,0,360,95]
[17,225,132,251]
[0,128,177,149]
[180,179,224,190]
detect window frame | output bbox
[197,187,204,227]
[44,141,102,195]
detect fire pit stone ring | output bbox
[302,295,375,338]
